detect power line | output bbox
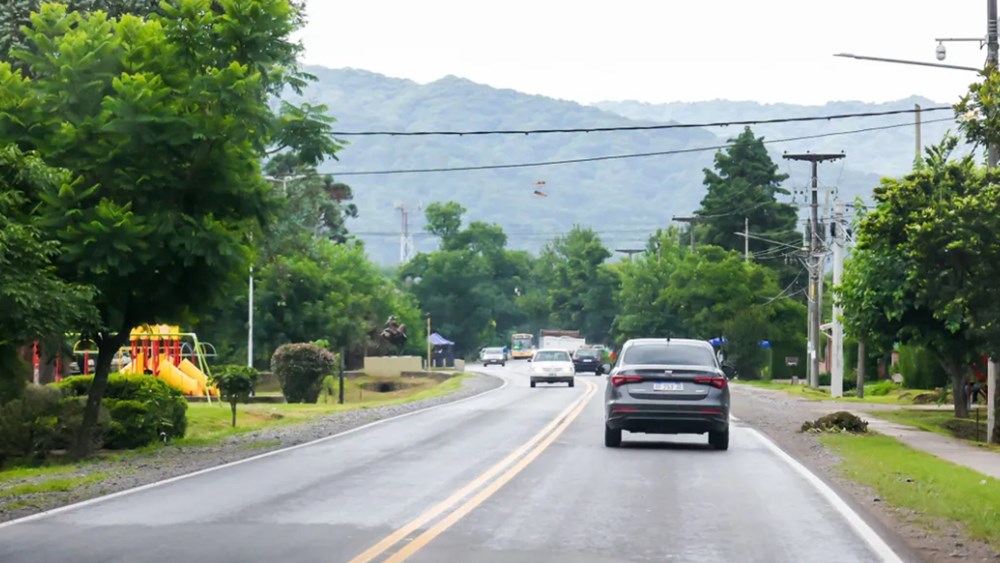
[334,117,954,176]
[330,106,952,136]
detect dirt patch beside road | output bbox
[732,383,1000,563]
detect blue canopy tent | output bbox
[429,332,456,368]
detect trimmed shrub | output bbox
[57,374,187,447]
[866,380,897,397]
[0,385,61,464]
[0,385,110,465]
[271,343,335,403]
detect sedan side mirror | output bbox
[600,363,612,375]
[722,364,736,380]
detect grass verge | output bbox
[821,432,1000,550]
[0,473,110,499]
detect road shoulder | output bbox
[732,383,1000,563]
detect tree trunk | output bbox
[856,341,865,399]
[231,402,237,427]
[73,328,129,458]
[946,363,969,419]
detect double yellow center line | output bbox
[348,379,598,563]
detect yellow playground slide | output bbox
[178,359,219,397]
[158,359,201,396]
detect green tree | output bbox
[0,1,339,455]
[402,202,530,354]
[210,365,259,427]
[695,127,802,292]
[0,146,96,401]
[616,230,804,378]
[537,226,617,343]
[838,140,986,417]
[614,229,688,344]
[424,201,466,245]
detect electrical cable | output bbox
[334,117,955,176]
[330,106,952,136]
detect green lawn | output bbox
[736,379,937,405]
[177,373,471,445]
[821,432,1000,550]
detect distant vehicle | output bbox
[603,338,735,450]
[538,329,586,354]
[510,333,535,360]
[529,349,575,388]
[480,347,506,367]
[572,347,603,374]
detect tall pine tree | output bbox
[695,127,803,295]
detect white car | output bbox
[529,349,575,388]
[480,346,506,367]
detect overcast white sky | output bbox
[298,0,988,106]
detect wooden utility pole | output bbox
[783,152,845,388]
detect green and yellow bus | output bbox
[510,333,535,360]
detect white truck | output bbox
[538,330,586,355]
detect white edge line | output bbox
[744,426,904,563]
[0,371,508,530]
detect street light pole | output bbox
[987,0,999,444]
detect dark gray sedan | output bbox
[603,338,733,450]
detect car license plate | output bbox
[653,382,683,391]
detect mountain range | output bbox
[285,66,967,265]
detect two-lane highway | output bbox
[0,365,906,562]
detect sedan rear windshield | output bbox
[483,348,504,354]
[534,351,571,362]
[575,349,599,358]
[622,344,716,366]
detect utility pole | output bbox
[396,203,412,264]
[247,232,254,368]
[426,314,432,372]
[615,248,644,260]
[831,201,846,397]
[784,152,846,388]
[744,217,750,262]
[914,103,923,164]
[988,0,999,444]
[672,216,703,253]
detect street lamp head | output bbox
[936,42,946,61]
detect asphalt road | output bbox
[0,364,905,563]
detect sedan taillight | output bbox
[694,376,727,389]
[610,374,643,387]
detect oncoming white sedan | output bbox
[529,349,575,388]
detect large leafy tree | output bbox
[258,240,423,364]
[613,229,688,344]
[0,1,338,455]
[0,145,96,401]
[402,202,530,355]
[838,140,986,417]
[616,229,804,378]
[536,226,617,343]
